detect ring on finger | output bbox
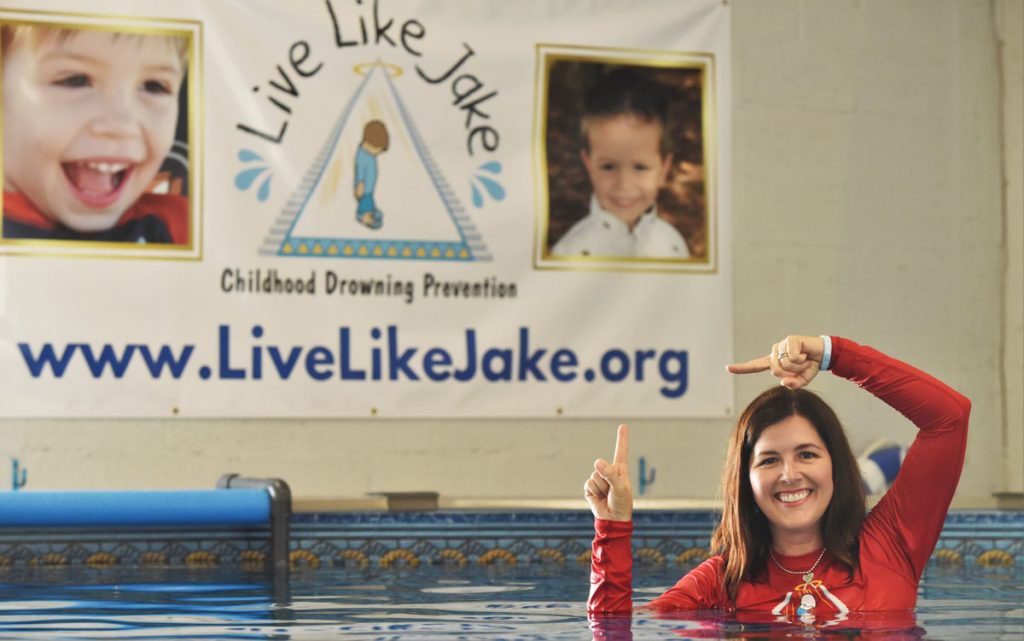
[779,351,789,360]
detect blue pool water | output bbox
[0,564,1019,640]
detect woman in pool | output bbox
[585,335,970,620]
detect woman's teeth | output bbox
[778,490,811,503]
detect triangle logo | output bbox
[260,61,491,262]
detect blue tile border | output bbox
[287,509,1022,570]
[0,510,1019,570]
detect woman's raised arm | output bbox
[586,424,635,615]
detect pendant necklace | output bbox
[769,547,827,583]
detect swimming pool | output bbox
[0,563,1020,639]
[0,509,1020,639]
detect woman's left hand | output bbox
[727,335,824,389]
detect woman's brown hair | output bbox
[710,386,865,604]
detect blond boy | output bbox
[2,24,188,244]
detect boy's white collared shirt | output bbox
[550,196,690,259]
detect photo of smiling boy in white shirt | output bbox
[551,68,690,259]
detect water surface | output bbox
[0,564,1019,639]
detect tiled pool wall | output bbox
[0,510,1020,571]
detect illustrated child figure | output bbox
[1,25,189,244]
[354,120,389,230]
[551,67,689,259]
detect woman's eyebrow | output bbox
[754,443,823,456]
[794,443,824,451]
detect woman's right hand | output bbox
[727,334,825,390]
[584,424,633,522]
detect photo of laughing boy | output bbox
[1,23,190,245]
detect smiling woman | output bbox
[0,23,189,245]
[584,335,971,624]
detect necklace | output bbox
[769,547,827,583]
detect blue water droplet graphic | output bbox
[257,175,272,202]
[475,174,505,201]
[478,161,502,175]
[470,181,484,208]
[235,166,266,190]
[238,149,263,163]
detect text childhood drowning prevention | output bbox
[221,268,517,305]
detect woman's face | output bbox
[748,414,834,545]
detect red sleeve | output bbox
[645,555,727,611]
[830,337,971,581]
[588,519,727,614]
[588,519,633,614]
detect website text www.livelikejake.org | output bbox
[16,326,690,399]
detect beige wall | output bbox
[2,0,1021,508]
[997,0,1024,494]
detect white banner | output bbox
[0,0,732,418]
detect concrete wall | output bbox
[997,0,1023,495]
[2,0,1020,508]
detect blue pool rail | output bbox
[0,476,291,573]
